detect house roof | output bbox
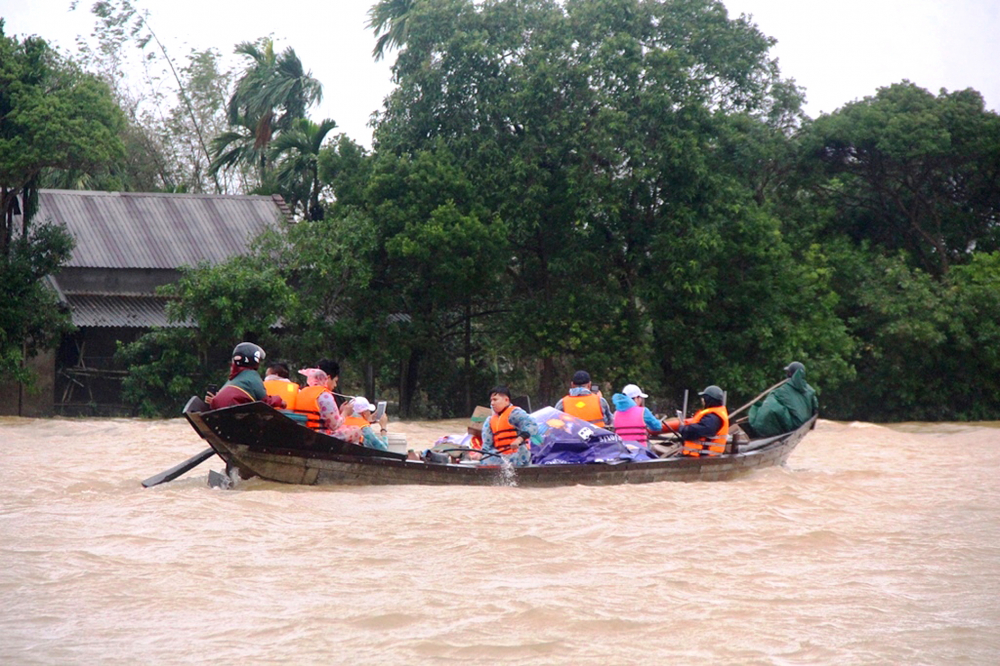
[63,293,191,328]
[36,190,289,269]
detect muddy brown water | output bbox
[1,417,998,665]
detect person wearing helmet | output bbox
[659,385,729,456]
[207,342,285,409]
[748,362,819,437]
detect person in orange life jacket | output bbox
[664,385,729,457]
[264,362,292,382]
[207,342,286,409]
[343,396,389,451]
[554,370,612,427]
[295,361,362,444]
[481,385,539,467]
[611,383,663,446]
[263,361,299,409]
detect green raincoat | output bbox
[748,368,818,437]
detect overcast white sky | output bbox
[3,0,998,147]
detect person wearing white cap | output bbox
[611,384,663,447]
[343,396,390,451]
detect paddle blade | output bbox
[141,447,215,488]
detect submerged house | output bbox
[0,190,289,416]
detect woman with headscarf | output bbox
[293,359,363,444]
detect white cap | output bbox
[622,384,648,399]
[352,397,376,414]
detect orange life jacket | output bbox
[294,385,331,430]
[489,405,519,455]
[264,380,299,410]
[682,405,729,457]
[562,392,605,427]
[344,414,370,429]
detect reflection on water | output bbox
[1,416,999,664]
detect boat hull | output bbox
[184,398,814,487]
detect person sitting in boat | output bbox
[554,370,612,428]
[263,362,299,410]
[294,361,362,444]
[662,385,729,457]
[343,397,389,451]
[481,385,539,467]
[611,383,663,447]
[264,362,292,382]
[207,342,286,409]
[747,362,819,437]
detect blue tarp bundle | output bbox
[529,407,658,465]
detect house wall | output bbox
[56,327,145,417]
[0,349,56,417]
[55,267,179,293]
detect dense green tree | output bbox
[14,1,994,422]
[945,252,1000,418]
[367,0,849,408]
[0,223,76,385]
[0,22,124,250]
[799,82,1000,276]
[318,135,373,212]
[0,22,123,382]
[118,256,295,416]
[365,145,510,414]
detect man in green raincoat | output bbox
[748,362,819,437]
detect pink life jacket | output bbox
[614,405,648,446]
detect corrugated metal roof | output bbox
[36,190,288,269]
[65,294,192,328]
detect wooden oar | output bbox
[727,378,790,420]
[141,447,215,488]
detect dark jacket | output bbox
[212,368,283,409]
[679,412,723,441]
[748,368,818,437]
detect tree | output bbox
[368,0,420,62]
[364,144,510,415]
[1,21,124,252]
[0,223,76,385]
[367,0,844,407]
[74,0,236,193]
[212,38,322,188]
[208,112,268,192]
[0,22,123,382]
[799,82,1000,276]
[269,118,338,220]
[118,256,295,416]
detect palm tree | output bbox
[208,112,266,190]
[368,0,419,62]
[224,38,322,156]
[269,118,338,220]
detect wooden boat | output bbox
[183,397,815,487]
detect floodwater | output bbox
[1,416,998,665]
